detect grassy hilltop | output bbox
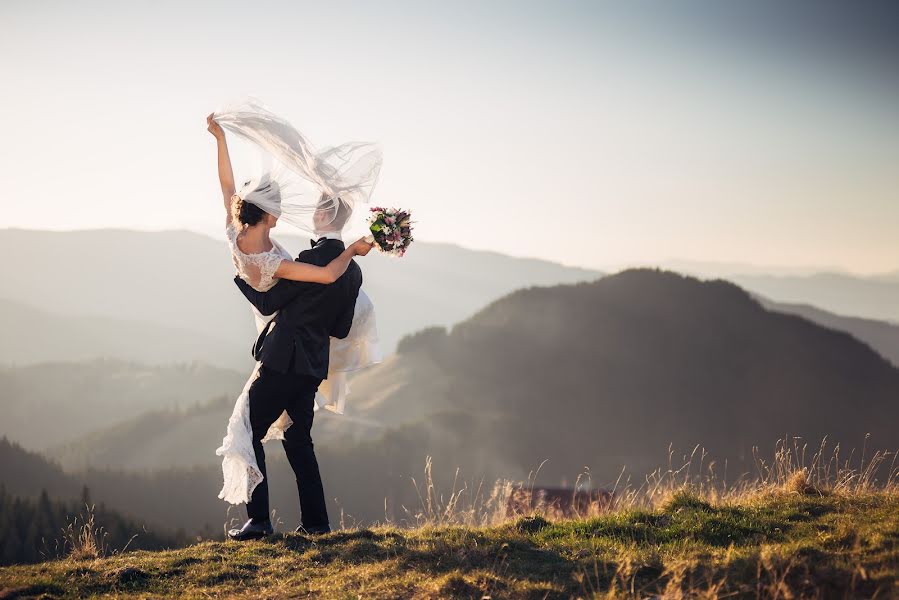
[1,489,896,599]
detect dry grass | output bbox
[398,436,898,529]
[398,455,514,527]
[57,505,109,561]
[51,504,140,564]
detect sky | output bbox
[1,0,897,274]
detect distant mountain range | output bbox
[729,273,899,324]
[41,270,899,486]
[47,395,238,471]
[0,228,599,369]
[46,387,388,471]
[0,360,245,451]
[759,298,899,367]
[0,298,245,368]
[647,261,899,324]
[3,229,899,373]
[653,259,896,279]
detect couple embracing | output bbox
[207,100,383,541]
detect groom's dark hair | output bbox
[315,194,351,231]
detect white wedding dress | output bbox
[216,223,381,505]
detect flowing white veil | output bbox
[213,97,382,235]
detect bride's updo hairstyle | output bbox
[232,178,281,227]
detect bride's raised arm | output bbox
[207,114,237,226]
[274,238,373,284]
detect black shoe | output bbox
[228,519,273,541]
[295,524,331,536]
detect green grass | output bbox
[1,491,897,598]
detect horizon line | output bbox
[1,226,895,279]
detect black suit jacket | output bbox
[234,239,362,379]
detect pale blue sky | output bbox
[1,1,897,273]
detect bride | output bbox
[207,111,381,505]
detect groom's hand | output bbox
[350,237,374,257]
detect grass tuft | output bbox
[514,515,551,534]
[59,505,110,561]
[660,488,712,513]
[784,468,823,496]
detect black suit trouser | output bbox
[246,364,329,529]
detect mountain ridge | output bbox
[758,297,899,367]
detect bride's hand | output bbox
[207,113,225,139]
[350,237,374,257]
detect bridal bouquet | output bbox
[367,207,414,257]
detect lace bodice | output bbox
[226,224,292,291]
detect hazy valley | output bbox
[2,229,898,580]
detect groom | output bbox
[228,200,366,540]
